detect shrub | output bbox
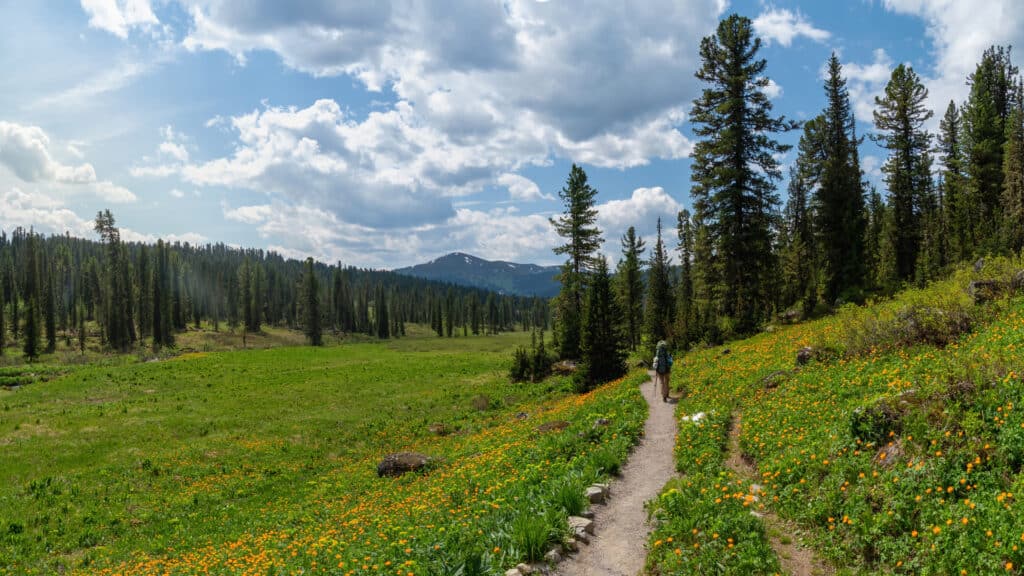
[509,346,531,382]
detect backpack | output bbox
[655,348,671,374]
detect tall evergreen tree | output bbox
[615,226,645,351]
[1003,89,1024,253]
[302,258,322,346]
[22,233,40,359]
[575,256,626,393]
[780,166,816,313]
[644,218,674,347]
[873,63,933,281]
[136,244,151,338]
[690,13,796,333]
[815,54,867,303]
[44,262,56,353]
[375,286,389,340]
[674,211,695,347]
[963,46,1019,253]
[938,101,971,262]
[0,266,5,357]
[550,164,603,359]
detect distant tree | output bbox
[574,257,626,392]
[779,166,815,313]
[863,186,886,291]
[302,258,322,346]
[375,285,389,340]
[690,13,796,334]
[873,63,933,281]
[615,226,645,351]
[136,244,151,339]
[938,101,971,262]
[22,233,40,359]
[44,262,56,353]
[674,211,695,347]
[550,164,603,359]
[151,240,173,349]
[0,266,5,357]
[78,304,87,354]
[644,218,673,348]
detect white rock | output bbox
[516,563,533,574]
[568,515,595,535]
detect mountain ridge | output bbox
[393,252,561,297]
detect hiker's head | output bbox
[656,340,668,352]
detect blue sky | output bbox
[1,0,1021,268]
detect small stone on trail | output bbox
[545,549,562,563]
[564,539,579,552]
[580,508,595,519]
[516,562,533,574]
[569,515,595,535]
[505,569,521,576]
[585,486,605,504]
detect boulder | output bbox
[761,370,791,390]
[569,515,595,536]
[967,280,1007,304]
[552,360,577,375]
[1013,270,1024,291]
[796,346,815,366]
[974,257,986,272]
[376,452,432,477]
[585,486,605,504]
[537,420,570,433]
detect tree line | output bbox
[0,212,548,360]
[549,14,1024,379]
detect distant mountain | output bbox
[394,252,561,297]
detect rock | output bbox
[505,569,521,576]
[764,325,776,333]
[536,420,570,433]
[580,508,595,519]
[515,412,530,420]
[634,359,649,369]
[721,348,731,355]
[564,539,579,552]
[585,486,605,504]
[376,452,432,477]
[592,417,610,428]
[974,257,986,272]
[574,533,590,545]
[516,563,533,574]
[778,309,801,324]
[761,370,791,390]
[552,360,577,375]
[428,423,448,436]
[876,439,904,468]
[568,515,595,535]
[967,280,1007,304]
[544,549,562,563]
[796,346,815,366]
[1013,270,1024,291]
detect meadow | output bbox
[0,328,647,575]
[648,257,1024,575]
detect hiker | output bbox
[652,340,673,402]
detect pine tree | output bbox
[151,240,173,349]
[938,101,972,262]
[864,186,886,291]
[644,218,674,348]
[963,46,1019,253]
[44,262,56,353]
[780,166,816,313]
[0,267,5,358]
[1003,90,1024,253]
[615,226,645,351]
[302,258,322,346]
[375,286,389,340]
[690,13,796,333]
[674,211,695,347]
[77,304,86,354]
[574,257,626,393]
[550,164,603,359]
[136,244,151,339]
[22,233,40,359]
[816,54,867,303]
[873,63,934,281]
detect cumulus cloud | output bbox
[841,49,894,123]
[0,121,135,202]
[498,173,553,202]
[80,0,158,38]
[880,0,1024,129]
[762,78,783,100]
[753,7,830,47]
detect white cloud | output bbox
[0,121,135,202]
[842,48,894,123]
[80,0,159,38]
[169,188,186,198]
[598,186,683,235]
[753,7,830,47]
[881,0,1024,130]
[498,173,552,202]
[762,78,783,100]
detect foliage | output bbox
[0,332,648,575]
[574,257,626,393]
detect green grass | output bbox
[648,257,1024,575]
[0,329,648,575]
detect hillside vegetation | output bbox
[0,331,646,575]
[648,256,1024,574]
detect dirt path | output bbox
[557,372,678,576]
[725,412,834,576]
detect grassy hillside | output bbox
[0,331,647,575]
[648,257,1024,575]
